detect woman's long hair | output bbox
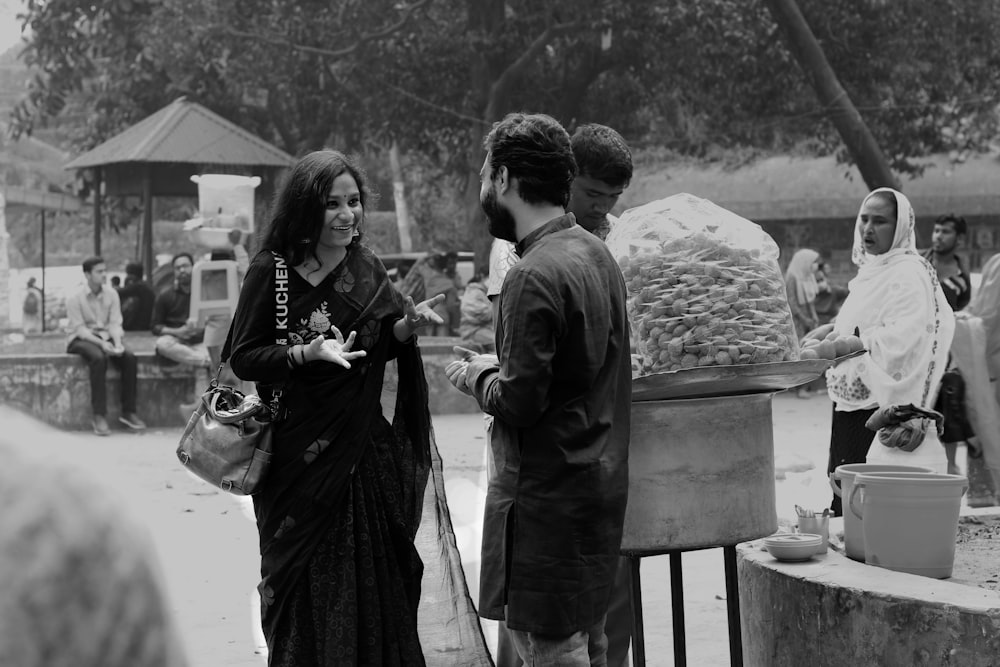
[263,150,374,267]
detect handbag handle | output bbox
[204,390,267,424]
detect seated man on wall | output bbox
[65,256,146,436]
[151,252,211,369]
[118,262,156,332]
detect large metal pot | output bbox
[622,393,777,554]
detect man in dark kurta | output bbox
[447,112,632,665]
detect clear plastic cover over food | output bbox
[606,193,799,377]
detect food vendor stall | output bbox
[606,195,843,666]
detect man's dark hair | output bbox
[171,252,194,268]
[571,123,633,188]
[484,112,577,208]
[264,150,373,267]
[125,262,144,277]
[935,213,968,237]
[82,256,105,274]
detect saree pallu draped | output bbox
[230,247,491,666]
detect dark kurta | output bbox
[466,214,632,635]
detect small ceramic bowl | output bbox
[763,533,822,562]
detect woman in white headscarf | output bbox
[823,188,955,515]
[949,253,1000,505]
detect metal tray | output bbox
[631,356,853,402]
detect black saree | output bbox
[229,246,490,666]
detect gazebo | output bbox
[64,97,294,279]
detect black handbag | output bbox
[938,366,975,444]
[175,254,286,495]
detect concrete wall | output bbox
[738,541,1000,666]
[0,352,199,429]
[0,336,483,431]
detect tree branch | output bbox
[219,0,433,60]
[486,20,578,120]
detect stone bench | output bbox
[0,336,485,431]
[0,350,201,430]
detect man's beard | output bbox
[481,186,517,242]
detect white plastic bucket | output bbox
[830,463,932,561]
[849,472,968,579]
[190,174,261,229]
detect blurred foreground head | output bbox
[0,445,187,667]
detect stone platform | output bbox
[737,515,1000,667]
[0,347,200,429]
[0,332,482,430]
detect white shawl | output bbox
[826,188,955,414]
[826,189,954,470]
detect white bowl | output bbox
[764,533,822,562]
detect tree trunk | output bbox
[764,0,900,191]
[463,2,582,274]
[388,138,413,253]
[465,0,506,275]
[0,192,9,329]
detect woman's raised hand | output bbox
[403,295,446,332]
[309,326,367,369]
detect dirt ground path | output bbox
[0,392,986,666]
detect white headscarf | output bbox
[827,188,955,414]
[784,248,820,306]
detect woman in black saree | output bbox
[229,150,447,665]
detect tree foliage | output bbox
[12,0,1000,263]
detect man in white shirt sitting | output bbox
[65,256,146,436]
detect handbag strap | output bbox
[215,252,288,403]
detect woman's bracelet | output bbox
[286,344,309,369]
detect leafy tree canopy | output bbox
[11,0,1000,256]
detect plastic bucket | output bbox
[848,472,968,578]
[190,174,261,229]
[830,463,932,561]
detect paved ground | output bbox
[0,392,979,666]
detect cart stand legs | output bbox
[628,556,645,667]
[723,545,744,667]
[627,546,744,667]
[669,551,687,666]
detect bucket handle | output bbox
[848,481,865,521]
[829,472,842,498]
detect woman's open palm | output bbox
[309,327,367,369]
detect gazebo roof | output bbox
[64,97,294,170]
